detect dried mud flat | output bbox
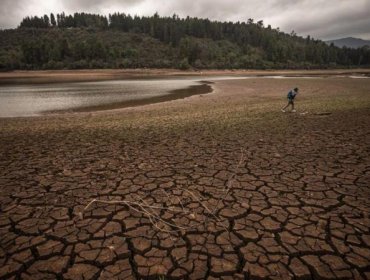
[0,76,370,279]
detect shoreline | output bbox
[1,67,370,280]
[1,73,369,279]
[1,73,369,118]
[43,82,213,116]
[1,68,370,85]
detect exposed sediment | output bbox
[0,76,369,279]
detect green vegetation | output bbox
[1,12,369,70]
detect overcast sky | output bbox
[0,0,369,40]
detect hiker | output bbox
[282,87,299,112]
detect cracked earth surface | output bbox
[0,77,370,279]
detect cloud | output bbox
[267,0,370,40]
[1,0,369,40]
[0,0,64,28]
[0,0,27,28]
[62,0,145,14]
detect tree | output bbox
[50,13,56,27]
[43,15,50,27]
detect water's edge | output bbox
[43,81,213,115]
[1,74,368,118]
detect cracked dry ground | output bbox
[1,78,370,279]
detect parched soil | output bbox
[0,76,370,279]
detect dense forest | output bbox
[0,12,369,70]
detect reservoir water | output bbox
[1,74,364,118]
[0,77,216,118]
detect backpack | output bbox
[287,90,294,99]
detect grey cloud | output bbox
[0,0,28,28]
[62,0,144,13]
[273,0,370,39]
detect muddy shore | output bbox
[1,68,370,85]
[0,75,370,279]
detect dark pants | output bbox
[283,99,295,110]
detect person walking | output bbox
[282,87,299,112]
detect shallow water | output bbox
[0,78,214,117]
[0,74,364,118]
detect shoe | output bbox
[281,109,286,113]
[292,109,296,112]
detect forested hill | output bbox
[1,12,369,70]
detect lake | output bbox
[0,77,218,118]
[1,74,365,118]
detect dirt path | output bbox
[0,77,370,279]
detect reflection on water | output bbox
[0,78,212,117]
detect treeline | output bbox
[20,13,108,29]
[0,12,369,70]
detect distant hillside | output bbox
[326,37,370,48]
[1,12,370,70]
